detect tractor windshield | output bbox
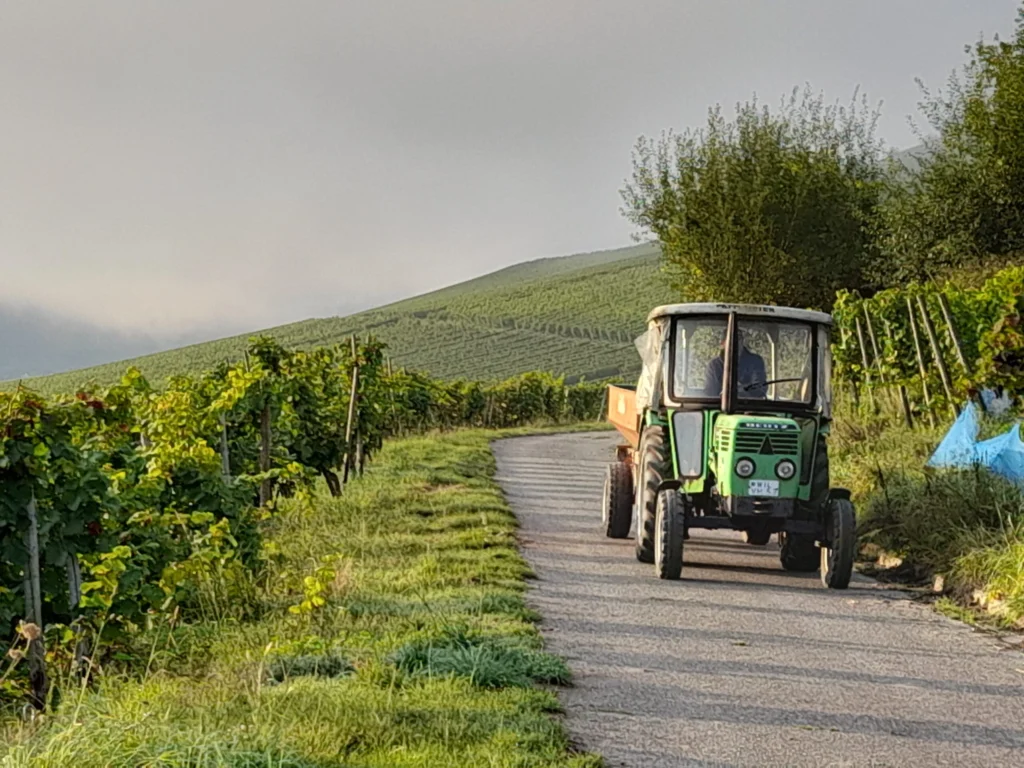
[735,320,813,404]
[671,317,815,405]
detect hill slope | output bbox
[10,243,677,394]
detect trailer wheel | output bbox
[602,462,633,539]
[654,490,684,580]
[635,425,668,563]
[821,498,856,589]
[779,532,819,572]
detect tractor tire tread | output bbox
[655,490,685,580]
[635,426,668,564]
[822,498,856,589]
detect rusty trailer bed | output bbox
[607,384,640,451]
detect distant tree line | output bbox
[622,4,1024,309]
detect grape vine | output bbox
[0,335,606,704]
[832,265,1024,416]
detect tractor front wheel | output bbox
[654,490,685,580]
[821,498,856,589]
[602,462,633,539]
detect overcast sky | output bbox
[0,1,1019,338]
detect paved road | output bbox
[493,432,1024,768]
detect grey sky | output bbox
[1,1,1019,337]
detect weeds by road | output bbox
[832,401,1024,628]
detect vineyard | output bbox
[832,265,1024,424]
[0,336,605,707]
[4,255,1021,710]
[7,242,675,395]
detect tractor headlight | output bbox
[735,458,756,478]
[775,460,797,480]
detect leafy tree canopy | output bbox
[622,87,884,311]
[875,7,1024,283]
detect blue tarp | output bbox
[928,401,1024,486]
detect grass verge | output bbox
[0,429,602,767]
[831,401,1024,628]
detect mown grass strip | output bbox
[0,430,601,768]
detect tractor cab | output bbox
[604,303,855,588]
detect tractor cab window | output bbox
[671,318,728,398]
[671,317,814,405]
[736,320,814,405]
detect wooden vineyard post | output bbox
[853,316,877,413]
[880,317,914,428]
[906,296,937,428]
[24,496,48,708]
[342,336,360,487]
[936,292,984,413]
[917,294,960,419]
[838,328,860,408]
[936,293,970,374]
[863,306,901,421]
[65,550,89,674]
[249,347,273,507]
[258,402,272,507]
[219,413,231,479]
[384,356,399,437]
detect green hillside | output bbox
[9,242,677,394]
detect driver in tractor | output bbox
[703,331,768,399]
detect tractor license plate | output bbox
[748,479,780,497]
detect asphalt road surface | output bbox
[493,432,1024,768]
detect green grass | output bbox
[0,430,602,767]
[831,398,1024,627]
[11,243,676,395]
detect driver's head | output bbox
[718,330,751,350]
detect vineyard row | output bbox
[0,334,606,705]
[832,265,1023,424]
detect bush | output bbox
[622,87,884,310]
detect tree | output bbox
[621,87,884,310]
[874,7,1024,285]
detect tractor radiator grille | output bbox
[719,430,800,456]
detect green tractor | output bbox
[603,303,855,587]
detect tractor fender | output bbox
[819,488,853,546]
[656,479,682,493]
[826,488,852,504]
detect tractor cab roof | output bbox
[647,303,832,326]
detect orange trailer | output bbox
[606,384,640,463]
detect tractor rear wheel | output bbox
[779,532,819,572]
[635,425,668,564]
[602,462,633,539]
[821,498,856,589]
[742,530,771,546]
[806,434,830,516]
[654,490,685,580]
